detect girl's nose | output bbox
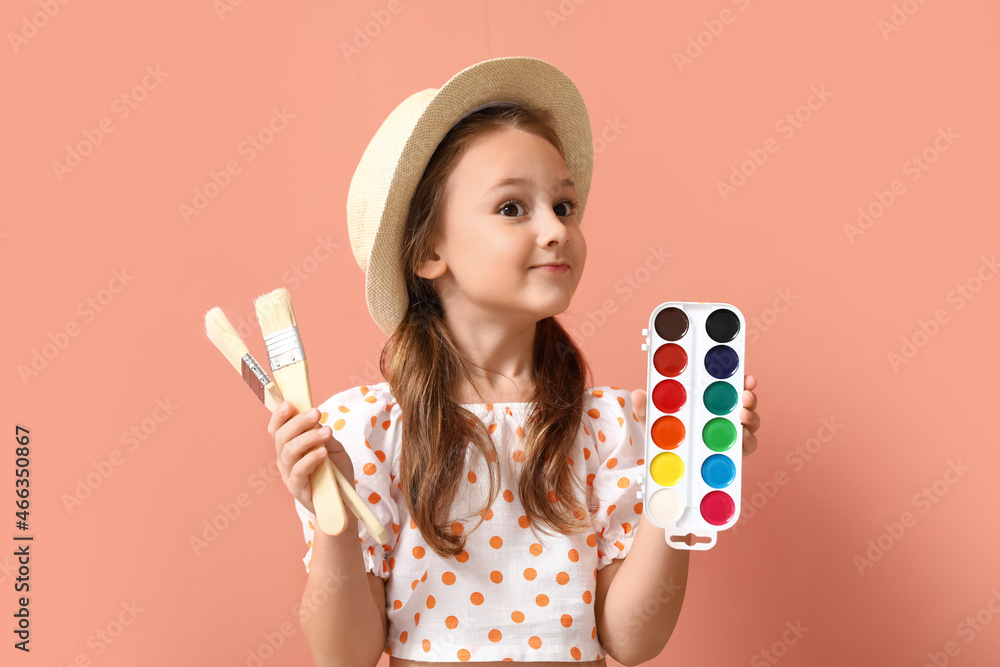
[536,206,570,245]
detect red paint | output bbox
[652,379,686,414]
[654,343,687,377]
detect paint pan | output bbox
[639,302,746,550]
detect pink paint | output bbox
[700,491,735,526]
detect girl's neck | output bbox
[452,377,535,406]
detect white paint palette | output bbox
[638,302,746,550]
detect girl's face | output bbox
[417,126,587,330]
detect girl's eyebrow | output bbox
[486,176,576,194]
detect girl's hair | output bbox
[378,103,598,558]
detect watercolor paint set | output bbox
[638,302,746,550]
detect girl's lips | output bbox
[532,264,569,272]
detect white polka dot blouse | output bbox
[294,381,644,662]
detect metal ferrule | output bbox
[263,325,305,371]
[241,353,273,402]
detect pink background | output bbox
[5,0,999,665]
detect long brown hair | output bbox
[379,103,597,558]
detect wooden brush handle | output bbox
[271,362,348,536]
[264,377,387,542]
[332,464,390,544]
[309,460,347,536]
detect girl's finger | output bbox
[267,400,292,440]
[278,424,330,475]
[740,408,760,433]
[288,442,328,491]
[275,407,323,453]
[631,388,647,423]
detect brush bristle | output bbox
[253,288,296,336]
[204,306,252,372]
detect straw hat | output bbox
[346,56,594,337]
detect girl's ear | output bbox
[415,250,447,280]
[415,225,447,280]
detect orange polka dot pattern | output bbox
[293,382,644,662]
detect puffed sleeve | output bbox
[585,387,645,569]
[294,384,400,579]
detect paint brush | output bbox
[203,307,284,411]
[253,288,347,536]
[203,302,389,543]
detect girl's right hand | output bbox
[268,400,356,516]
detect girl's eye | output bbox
[555,199,579,217]
[499,200,526,217]
[498,199,579,218]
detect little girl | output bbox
[268,57,760,667]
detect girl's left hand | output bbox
[631,373,761,458]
